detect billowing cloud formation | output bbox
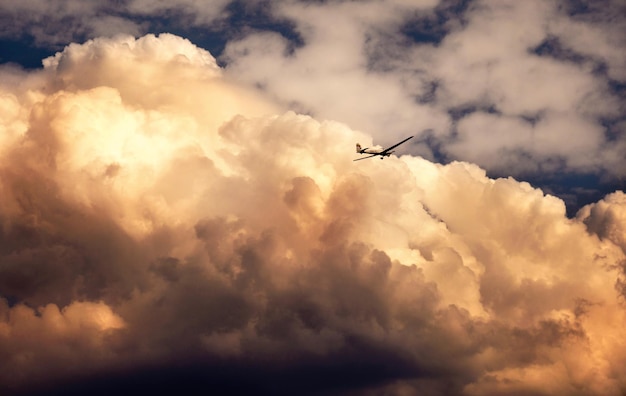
[1,0,624,212]
[1,34,626,395]
[221,0,626,186]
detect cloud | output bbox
[222,0,451,151]
[578,191,626,299]
[0,1,231,49]
[0,33,625,396]
[1,0,623,212]
[0,1,138,48]
[126,0,231,26]
[552,0,626,82]
[0,299,124,393]
[221,0,626,185]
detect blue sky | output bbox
[0,1,625,395]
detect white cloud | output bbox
[1,0,622,183]
[550,0,626,81]
[222,0,451,148]
[222,0,625,180]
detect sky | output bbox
[0,1,625,395]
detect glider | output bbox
[354,136,414,161]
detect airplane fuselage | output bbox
[356,144,393,157]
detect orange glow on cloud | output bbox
[0,33,625,395]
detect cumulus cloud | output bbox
[221,0,626,185]
[2,0,623,212]
[222,0,451,152]
[0,33,625,395]
[578,191,626,299]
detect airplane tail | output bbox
[356,143,362,153]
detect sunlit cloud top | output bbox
[5,0,622,211]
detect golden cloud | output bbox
[0,33,624,395]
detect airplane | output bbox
[354,135,414,161]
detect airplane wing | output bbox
[380,136,414,154]
[353,154,378,161]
